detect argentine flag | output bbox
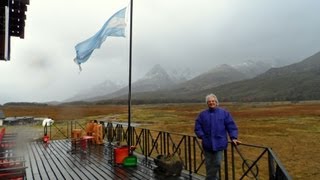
[74,7,127,70]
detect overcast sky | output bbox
[1,0,320,104]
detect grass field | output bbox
[1,101,320,179]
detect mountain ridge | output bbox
[188,51,320,102]
[95,51,320,104]
[62,54,319,104]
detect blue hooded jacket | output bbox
[194,107,238,151]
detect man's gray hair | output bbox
[205,93,219,105]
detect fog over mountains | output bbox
[197,51,320,102]
[64,58,293,103]
[65,80,126,102]
[122,51,320,103]
[66,65,193,102]
[64,50,320,104]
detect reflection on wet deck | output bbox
[22,139,203,180]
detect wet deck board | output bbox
[21,139,204,180]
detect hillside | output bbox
[85,64,177,102]
[99,51,320,104]
[168,64,248,93]
[84,60,273,104]
[193,51,320,102]
[62,54,319,104]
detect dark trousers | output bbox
[204,150,223,180]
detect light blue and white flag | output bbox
[74,7,127,71]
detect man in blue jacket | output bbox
[195,94,240,180]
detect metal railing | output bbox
[44,121,291,179]
[43,120,85,140]
[105,122,292,180]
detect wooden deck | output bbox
[16,139,204,180]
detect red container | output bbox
[114,146,129,164]
[43,135,50,143]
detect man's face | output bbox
[207,97,217,109]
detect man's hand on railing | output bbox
[232,139,242,146]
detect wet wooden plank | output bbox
[23,139,204,180]
[37,143,71,180]
[28,142,51,180]
[55,140,129,179]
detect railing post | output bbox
[193,137,197,174]
[144,129,148,159]
[224,148,228,180]
[67,121,69,139]
[167,132,170,154]
[164,132,167,154]
[231,143,235,180]
[187,136,192,176]
[160,132,163,155]
[268,150,275,180]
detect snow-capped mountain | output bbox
[64,60,278,102]
[232,60,272,78]
[169,64,248,92]
[83,64,184,102]
[134,64,176,91]
[167,67,195,83]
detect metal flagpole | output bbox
[127,0,133,154]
